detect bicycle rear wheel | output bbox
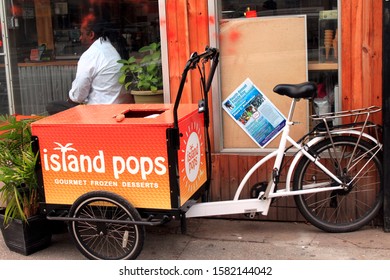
[293,136,382,233]
[68,191,145,260]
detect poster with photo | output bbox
[222,78,286,148]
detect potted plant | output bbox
[0,115,51,255]
[118,42,164,103]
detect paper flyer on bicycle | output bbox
[222,78,286,148]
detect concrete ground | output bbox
[1,218,390,260]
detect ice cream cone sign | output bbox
[324,30,334,60]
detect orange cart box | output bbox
[31,104,207,210]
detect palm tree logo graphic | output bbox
[53,142,77,172]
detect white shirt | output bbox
[69,38,129,104]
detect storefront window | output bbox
[215,0,339,151]
[0,30,8,115]
[2,0,161,115]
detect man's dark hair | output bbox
[82,13,129,59]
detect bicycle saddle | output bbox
[273,82,317,99]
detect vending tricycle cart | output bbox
[31,47,220,260]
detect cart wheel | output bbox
[68,191,145,260]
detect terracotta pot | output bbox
[131,89,164,104]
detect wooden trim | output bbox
[166,0,211,102]
[188,0,210,103]
[166,0,215,149]
[166,0,191,103]
[341,0,382,124]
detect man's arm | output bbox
[68,55,94,103]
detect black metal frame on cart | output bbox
[167,47,219,208]
[165,47,219,232]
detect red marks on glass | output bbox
[229,30,241,43]
[218,29,242,55]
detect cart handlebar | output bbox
[184,47,219,71]
[173,46,219,131]
[168,47,219,152]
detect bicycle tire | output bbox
[68,191,145,260]
[293,136,383,233]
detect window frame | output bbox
[209,0,341,154]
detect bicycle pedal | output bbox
[250,181,268,198]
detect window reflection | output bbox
[5,0,161,115]
[10,0,160,63]
[52,0,161,60]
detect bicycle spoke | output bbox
[294,136,382,232]
[69,191,145,259]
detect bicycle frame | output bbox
[185,97,382,218]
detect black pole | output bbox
[383,1,390,231]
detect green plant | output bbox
[118,42,163,92]
[0,115,40,225]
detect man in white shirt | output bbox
[46,14,132,114]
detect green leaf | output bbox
[147,64,157,73]
[139,45,152,53]
[127,57,137,63]
[141,55,152,63]
[151,51,161,60]
[119,75,127,84]
[124,81,133,91]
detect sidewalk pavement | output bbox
[1,218,390,260]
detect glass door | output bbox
[0,0,14,115]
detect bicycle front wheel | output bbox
[68,191,145,260]
[293,136,383,233]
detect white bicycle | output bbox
[186,82,383,234]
